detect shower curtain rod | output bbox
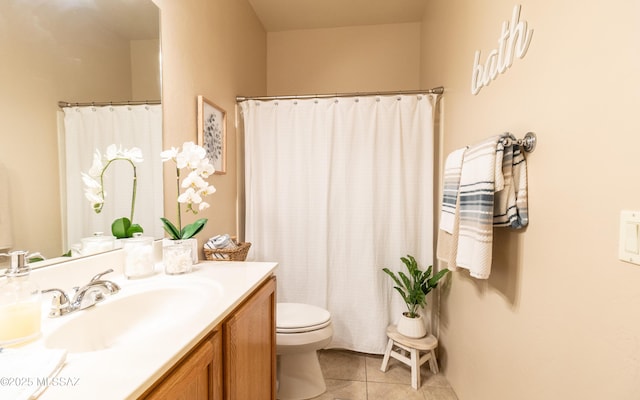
[235,86,444,102]
[58,99,161,108]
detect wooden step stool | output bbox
[380,325,439,390]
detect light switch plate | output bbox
[619,210,640,264]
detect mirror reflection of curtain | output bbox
[241,94,436,354]
[59,104,163,250]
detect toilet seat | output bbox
[277,303,331,333]
[277,320,332,333]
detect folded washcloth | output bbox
[436,147,467,269]
[455,135,505,279]
[0,348,67,399]
[494,137,529,228]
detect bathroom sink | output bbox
[44,280,223,353]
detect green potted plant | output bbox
[382,255,450,338]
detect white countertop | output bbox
[2,258,277,400]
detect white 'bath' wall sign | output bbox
[471,4,533,95]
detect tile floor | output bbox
[314,349,458,400]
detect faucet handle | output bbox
[42,288,70,304]
[89,268,115,283]
[42,288,70,317]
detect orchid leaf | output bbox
[111,217,132,239]
[127,223,144,237]
[160,217,181,240]
[180,218,208,239]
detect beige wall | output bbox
[131,39,161,101]
[153,0,266,251]
[421,1,640,399]
[267,23,422,95]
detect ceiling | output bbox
[95,0,159,40]
[247,0,428,32]
[23,0,159,41]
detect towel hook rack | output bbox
[504,132,537,153]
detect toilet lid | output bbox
[277,303,331,333]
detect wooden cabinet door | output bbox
[224,277,276,400]
[143,329,223,400]
[210,328,223,399]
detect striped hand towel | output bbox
[436,147,467,269]
[455,135,505,279]
[494,138,529,228]
[439,148,467,233]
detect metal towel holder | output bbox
[504,132,537,153]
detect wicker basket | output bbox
[204,242,251,261]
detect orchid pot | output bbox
[163,239,196,275]
[123,233,155,279]
[163,237,198,262]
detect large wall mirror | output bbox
[0,0,161,268]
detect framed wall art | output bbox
[197,95,226,174]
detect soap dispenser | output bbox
[0,250,42,346]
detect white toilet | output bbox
[276,302,333,400]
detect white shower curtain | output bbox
[241,94,436,354]
[60,104,164,249]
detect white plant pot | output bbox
[397,313,427,338]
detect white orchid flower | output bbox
[198,185,216,197]
[175,152,189,169]
[105,144,120,161]
[160,147,179,162]
[177,187,202,205]
[176,142,207,169]
[198,202,210,211]
[84,188,103,204]
[123,147,144,163]
[88,150,104,177]
[182,141,206,158]
[181,171,207,190]
[196,160,215,178]
[81,172,101,189]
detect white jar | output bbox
[123,233,155,279]
[80,232,116,256]
[163,239,194,275]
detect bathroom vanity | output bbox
[15,252,277,400]
[140,275,276,399]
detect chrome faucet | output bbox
[43,269,121,317]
